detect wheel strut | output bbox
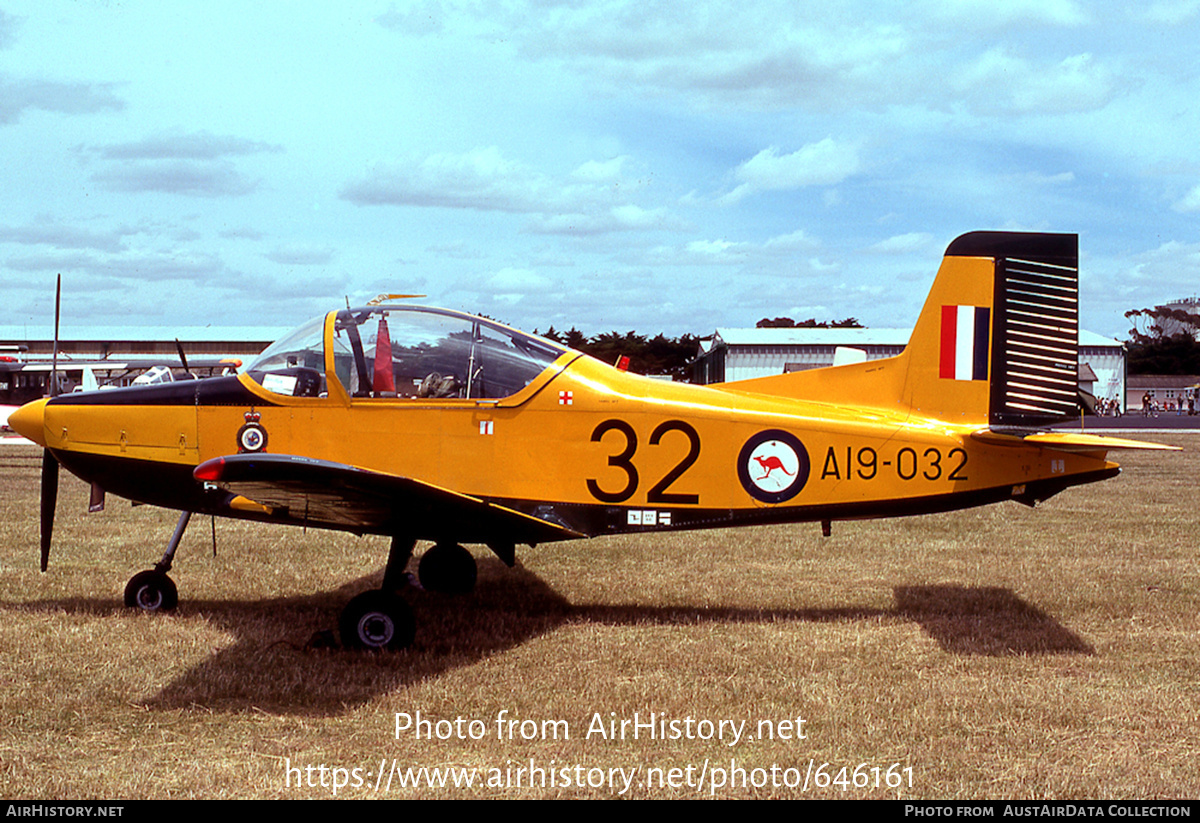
[155,510,192,573]
[382,535,416,592]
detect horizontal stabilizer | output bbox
[971,429,1180,452]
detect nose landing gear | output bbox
[123,522,481,653]
[124,510,190,613]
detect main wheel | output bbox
[339,590,415,651]
[124,570,178,612]
[418,543,477,594]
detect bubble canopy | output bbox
[246,305,570,401]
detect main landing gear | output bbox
[338,535,419,652]
[122,517,482,653]
[339,589,415,652]
[338,538,479,652]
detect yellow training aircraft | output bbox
[8,231,1172,650]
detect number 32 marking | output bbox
[587,419,701,505]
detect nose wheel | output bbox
[124,569,178,612]
[123,510,190,613]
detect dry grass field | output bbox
[0,436,1196,799]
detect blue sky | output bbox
[1,1,1198,342]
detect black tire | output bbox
[418,543,477,594]
[124,570,179,612]
[339,590,415,651]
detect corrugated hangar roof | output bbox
[714,327,909,346]
[710,327,1123,347]
[0,325,291,344]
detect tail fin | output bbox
[902,231,1079,427]
[727,231,1081,429]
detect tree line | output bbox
[536,315,863,379]
[537,327,701,380]
[1125,306,1200,375]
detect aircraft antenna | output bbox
[367,293,426,306]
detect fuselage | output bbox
[8,303,1120,544]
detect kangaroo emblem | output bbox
[753,454,794,481]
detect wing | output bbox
[193,453,584,545]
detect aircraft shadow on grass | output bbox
[893,584,1094,657]
[5,560,1091,715]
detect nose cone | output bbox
[8,397,49,447]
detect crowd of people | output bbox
[1138,391,1198,416]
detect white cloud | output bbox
[0,10,21,49]
[1085,240,1200,333]
[721,139,861,203]
[763,229,820,252]
[571,156,628,182]
[1141,1,1200,24]
[5,248,228,282]
[529,204,683,236]
[0,219,129,252]
[96,131,282,160]
[1173,183,1200,213]
[509,2,912,109]
[644,230,821,268]
[264,243,336,265]
[92,160,260,197]
[871,233,933,254]
[80,131,278,199]
[426,241,484,260]
[925,0,1089,28]
[956,50,1119,115]
[685,239,747,258]
[376,1,446,36]
[484,267,553,305]
[0,75,123,124]
[343,147,682,236]
[341,147,561,213]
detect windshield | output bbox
[248,315,326,373]
[245,314,328,397]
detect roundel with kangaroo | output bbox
[737,430,810,504]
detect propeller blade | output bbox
[50,274,61,398]
[174,338,190,373]
[40,450,59,572]
[41,275,63,572]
